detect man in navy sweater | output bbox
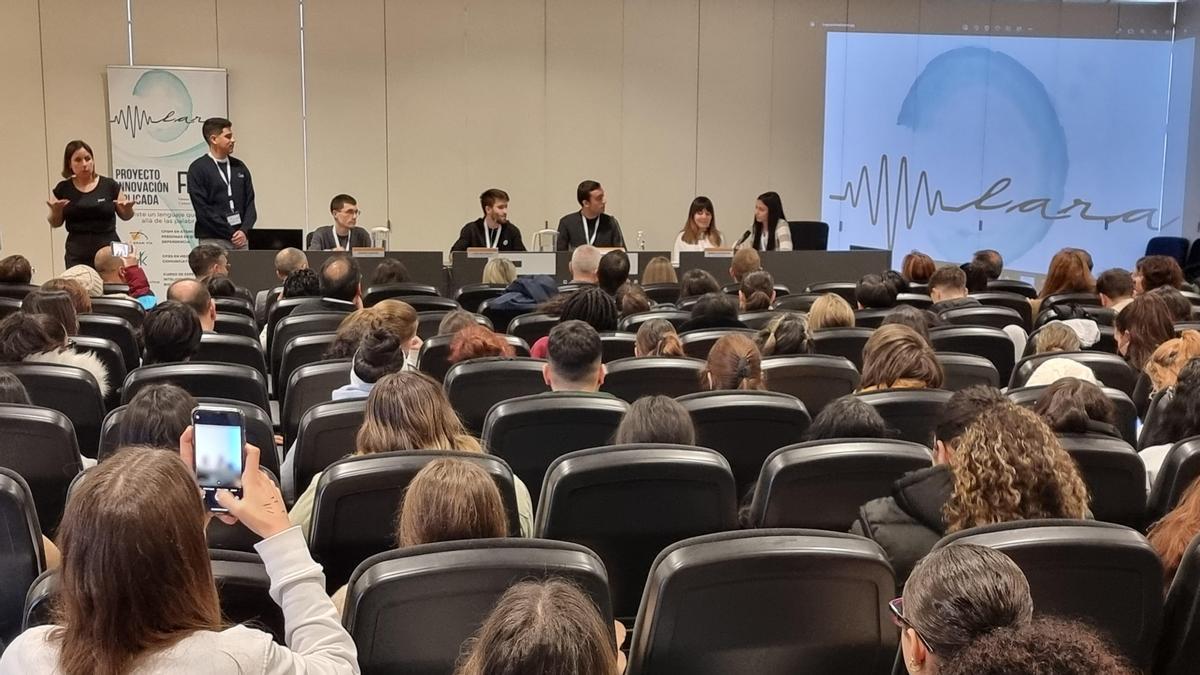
[187,117,257,250]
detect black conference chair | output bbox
[416,334,530,383]
[1140,388,1173,451]
[255,287,280,328]
[856,389,953,448]
[761,354,860,416]
[643,283,681,305]
[1053,434,1146,528]
[934,520,1163,669]
[907,283,930,296]
[102,283,129,295]
[415,310,492,341]
[678,390,811,494]
[0,468,43,643]
[893,293,932,310]
[210,549,286,644]
[787,220,830,250]
[680,328,756,359]
[772,293,822,312]
[599,332,637,362]
[77,313,139,372]
[453,283,505,313]
[89,296,145,327]
[443,357,549,435]
[987,278,1037,298]
[853,308,892,329]
[936,352,1000,391]
[376,294,458,313]
[0,283,38,301]
[476,299,528,335]
[929,325,1016,384]
[0,297,21,320]
[265,296,329,354]
[1009,351,1136,396]
[1006,384,1137,447]
[310,451,522,591]
[290,398,366,504]
[0,404,81,536]
[811,327,874,371]
[1148,436,1200,524]
[1042,292,1103,312]
[215,312,259,339]
[618,309,691,332]
[213,297,255,319]
[194,333,267,378]
[971,291,1034,329]
[277,332,337,395]
[281,359,351,448]
[1158,533,1200,675]
[70,335,127,406]
[939,305,1024,330]
[123,362,270,412]
[737,310,779,330]
[627,529,897,675]
[271,312,346,379]
[363,283,441,306]
[748,439,933,531]
[506,312,558,345]
[600,357,706,402]
[342,539,612,675]
[537,444,737,619]
[482,391,630,498]
[7,363,104,460]
[806,281,857,304]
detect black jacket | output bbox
[556,212,625,250]
[451,219,526,252]
[851,465,952,588]
[187,154,257,240]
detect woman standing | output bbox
[47,140,134,269]
[672,196,723,264]
[738,191,792,252]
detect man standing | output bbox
[451,188,526,251]
[556,180,625,250]
[308,194,373,251]
[187,117,256,250]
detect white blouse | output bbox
[672,231,724,265]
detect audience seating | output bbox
[856,389,953,448]
[772,293,822,312]
[89,296,145,327]
[0,283,38,301]
[748,440,933,531]
[811,327,875,371]
[893,293,932,310]
[618,308,691,332]
[8,363,104,460]
[986,279,1037,298]
[70,335,127,404]
[0,404,81,535]
[415,310,491,341]
[1141,388,1172,451]
[452,283,505,313]
[761,354,860,415]
[195,333,267,378]
[939,305,1024,330]
[210,549,286,644]
[77,314,139,372]
[1148,436,1200,524]
[676,295,702,311]
[0,468,43,642]
[599,331,637,362]
[289,398,366,503]
[123,361,270,411]
[1042,292,1103,312]
[737,310,778,330]
[1006,384,1137,446]
[482,392,628,504]
[214,312,259,339]
[264,297,328,352]
[928,325,1016,384]
[680,327,756,359]
[506,311,558,345]
[853,308,892,329]
[21,569,54,631]
[270,312,347,378]
[1158,533,1200,675]
[416,333,530,383]
[536,444,737,619]
[1008,351,1136,395]
[936,352,1000,391]
[906,283,929,296]
[443,357,549,435]
[363,282,441,306]
[642,283,681,305]
[806,281,857,304]
[213,297,255,318]
[1051,434,1146,528]
[477,298,529,335]
[277,332,337,395]
[1080,305,1117,327]
[342,539,612,675]
[310,450,522,591]
[967,291,1034,330]
[934,520,1163,669]
[557,282,590,294]
[0,297,21,320]
[678,390,811,492]
[254,286,281,327]
[281,359,351,448]
[381,295,459,313]
[627,529,897,675]
[600,356,706,402]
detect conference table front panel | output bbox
[678,249,892,292]
[227,251,448,295]
[449,250,674,287]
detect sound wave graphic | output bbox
[108,106,201,139]
[828,155,965,248]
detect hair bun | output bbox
[357,328,404,368]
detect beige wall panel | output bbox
[1,0,53,280]
[132,0,218,67]
[621,0,699,251]
[40,0,129,276]
[545,0,624,239]
[216,0,306,232]
[304,0,389,234]
[696,0,773,239]
[463,0,546,239]
[386,0,470,252]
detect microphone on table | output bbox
[734,229,753,248]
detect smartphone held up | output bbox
[191,406,245,512]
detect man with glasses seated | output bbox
[307,194,373,251]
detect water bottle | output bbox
[637,230,645,251]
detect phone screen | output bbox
[192,407,245,512]
[111,242,132,258]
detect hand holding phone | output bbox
[180,425,291,540]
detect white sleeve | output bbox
[255,526,360,674]
[671,232,683,266]
[775,220,793,251]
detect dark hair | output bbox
[804,396,896,440]
[480,188,509,212]
[319,254,361,302]
[755,312,810,356]
[548,320,602,384]
[679,269,720,298]
[681,196,721,246]
[560,286,618,332]
[901,251,935,284]
[22,289,78,336]
[0,255,33,284]
[928,265,967,292]
[1033,377,1116,435]
[597,250,630,295]
[971,249,1003,280]
[449,324,515,363]
[690,292,739,326]
[117,384,197,450]
[940,617,1135,675]
[935,385,1006,446]
[855,273,898,309]
[61,140,94,179]
[329,193,356,212]
[203,274,238,299]
[880,269,909,295]
[1151,286,1193,322]
[1151,358,1200,444]
[201,117,232,144]
[187,245,226,278]
[282,268,321,298]
[615,282,651,317]
[880,305,942,343]
[33,314,68,347]
[0,370,32,404]
[1138,254,1185,292]
[1114,292,1175,371]
[576,180,602,206]
[0,313,59,362]
[141,301,202,365]
[634,319,684,357]
[962,261,989,293]
[703,333,765,391]
[166,279,213,320]
[752,191,787,251]
[1096,268,1134,300]
[352,328,408,383]
[740,270,775,311]
[371,258,411,285]
[614,395,696,445]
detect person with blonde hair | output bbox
[858,324,944,391]
[640,256,677,285]
[1032,322,1081,354]
[1145,330,1200,392]
[729,247,762,284]
[756,312,811,356]
[701,333,766,391]
[807,293,855,331]
[323,299,421,362]
[482,257,517,286]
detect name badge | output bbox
[227,213,243,226]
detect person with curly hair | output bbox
[939,617,1135,675]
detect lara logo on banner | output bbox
[108,69,203,142]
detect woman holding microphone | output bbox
[47,140,134,269]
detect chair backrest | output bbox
[363,282,441,306]
[894,293,932,309]
[761,354,860,416]
[375,294,459,313]
[343,539,612,675]
[214,312,259,339]
[310,451,522,591]
[482,392,628,504]
[277,332,337,395]
[934,520,1163,669]
[618,309,691,332]
[0,283,37,301]
[643,283,681,305]
[77,313,139,371]
[281,359,351,448]
[749,439,933,531]
[0,297,21,320]
[415,310,492,341]
[0,468,43,642]
[213,297,255,319]
[1043,292,1103,311]
[806,281,857,303]
[600,356,706,402]
[537,444,737,618]
[929,325,1016,384]
[939,305,1024,330]
[855,388,954,448]
[811,327,874,371]
[1146,235,1189,265]
[89,296,145,327]
[265,296,325,351]
[443,357,550,435]
[70,335,127,402]
[737,310,778,330]
[852,308,892,329]
[0,404,81,536]
[1158,533,1200,675]
[7,363,103,460]
[452,283,505,313]
[1009,351,1136,396]
[1006,384,1137,446]
[292,398,366,500]
[476,298,527,335]
[270,312,347,375]
[678,390,812,493]
[772,293,822,312]
[627,529,897,675]
[123,362,270,411]
[1149,436,1200,523]
[599,331,637,362]
[986,278,1037,298]
[1052,434,1146,528]
[679,328,756,359]
[970,291,1034,329]
[194,333,267,377]
[506,311,558,345]
[788,220,830,250]
[936,352,1000,391]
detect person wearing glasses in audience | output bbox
[451,188,526,251]
[308,194,373,251]
[556,180,625,250]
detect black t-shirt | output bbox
[53,176,120,236]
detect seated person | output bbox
[729,248,762,284]
[141,301,202,365]
[641,255,677,285]
[531,286,618,359]
[59,264,103,298]
[188,244,229,281]
[755,312,810,356]
[451,188,526,252]
[1025,356,1100,388]
[448,324,515,363]
[94,244,153,303]
[0,254,32,284]
[437,309,479,337]
[331,328,409,400]
[291,254,362,315]
[881,269,908,295]
[482,257,517,286]
[678,268,720,300]
[807,293,855,331]
[614,394,695,445]
[702,333,765,391]
[634,319,684,357]
[370,258,410,286]
[597,250,629,295]
[308,194,372,250]
[22,288,80,335]
[542,320,606,392]
[804,395,896,440]
[678,292,747,333]
[167,279,217,332]
[901,251,935,284]
[1135,254,1186,295]
[940,618,1135,675]
[1151,285,1193,322]
[204,275,239,299]
[321,300,420,363]
[1150,472,1200,584]
[856,273,898,309]
[1033,377,1121,439]
[273,247,309,282]
[42,278,91,316]
[880,305,943,343]
[739,270,775,312]
[1032,321,1081,354]
[1097,267,1134,313]
[0,312,110,397]
[928,265,981,312]
[568,245,602,285]
[1139,358,1200,487]
[858,324,944,392]
[116,383,197,449]
[962,260,989,293]
[615,282,651,317]
[972,248,1004,280]
[283,268,321,299]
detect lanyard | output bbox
[336,231,351,251]
[581,214,599,246]
[483,220,500,248]
[211,155,235,213]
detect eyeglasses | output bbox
[340,208,361,216]
[888,597,936,654]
